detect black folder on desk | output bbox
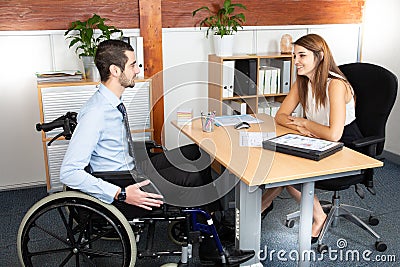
[262,133,344,161]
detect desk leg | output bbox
[298,181,315,267]
[235,179,263,267]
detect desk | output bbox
[172,114,382,266]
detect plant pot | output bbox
[82,56,100,81]
[213,34,235,57]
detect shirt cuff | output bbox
[99,181,120,204]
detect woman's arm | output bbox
[275,82,301,131]
[286,79,348,141]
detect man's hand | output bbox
[125,180,164,210]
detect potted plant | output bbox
[192,0,246,56]
[64,13,123,81]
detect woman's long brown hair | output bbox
[294,34,348,111]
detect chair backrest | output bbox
[339,63,398,155]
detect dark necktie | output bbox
[117,103,135,159]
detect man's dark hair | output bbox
[95,40,134,82]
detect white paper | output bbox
[240,132,276,147]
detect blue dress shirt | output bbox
[60,84,134,204]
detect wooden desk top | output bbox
[172,114,383,186]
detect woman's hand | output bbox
[286,116,308,127]
[297,126,315,137]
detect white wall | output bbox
[361,0,400,156]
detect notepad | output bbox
[262,133,344,161]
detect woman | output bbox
[261,34,363,243]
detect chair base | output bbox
[285,193,387,252]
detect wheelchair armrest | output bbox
[91,170,136,178]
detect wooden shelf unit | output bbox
[208,53,294,116]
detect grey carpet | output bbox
[2,159,399,266]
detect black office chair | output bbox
[286,62,398,253]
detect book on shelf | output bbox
[35,70,83,83]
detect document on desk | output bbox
[240,132,276,147]
[214,114,263,126]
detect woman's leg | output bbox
[286,186,327,237]
[261,187,283,212]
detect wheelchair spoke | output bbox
[32,222,71,246]
[29,246,72,257]
[82,226,118,246]
[81,253,97,267]
[57,206,77,246]
[75,253,80,267]
[58,251,74,267]
[81,247,123,258]
[71,209,94,244]
[59,252,74,267]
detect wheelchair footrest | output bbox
[138,250,182,259]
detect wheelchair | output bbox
[18,112,251,266]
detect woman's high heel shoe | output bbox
[261,202,274,220]
[311,216,327,244]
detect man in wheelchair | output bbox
[58,39,254,265]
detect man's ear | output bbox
[109,64,121,77]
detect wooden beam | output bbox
[139,0,164,145]
[0,0,139,30]
[0,1,365,31]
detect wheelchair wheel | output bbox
[17,191,136,267]
[168,221,187,246]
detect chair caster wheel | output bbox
[375,241,387,252]
[369,216,379,226]
[285,219,295,228]
[317,244,329,253]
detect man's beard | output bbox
[119,72,135,88]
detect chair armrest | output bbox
[352,136,385,148]
[351,136,385,157]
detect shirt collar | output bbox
[98,83,122,108]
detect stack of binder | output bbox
[258,66,281,94]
